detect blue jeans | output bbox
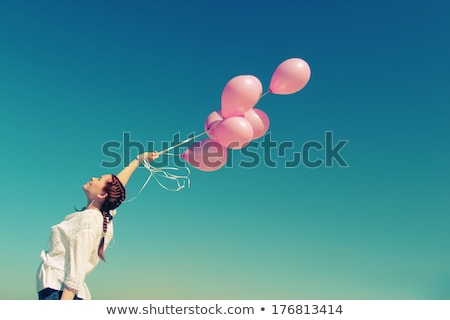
[38,288,83,300]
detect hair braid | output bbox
[97,175,126,261]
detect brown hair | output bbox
[97,174,126,261]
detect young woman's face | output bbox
[83,174,113,198]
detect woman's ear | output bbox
[98,192,108,200]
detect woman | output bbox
[36,151,159,300]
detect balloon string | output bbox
[123,157,191,203]
[159,131,207,154]
[123,130,206,203]
[122,168,153,203]
[261,90,270,98]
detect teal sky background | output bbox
[1,0,449,300]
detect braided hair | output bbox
[97,174,126,261]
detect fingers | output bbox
[145,151,159,161]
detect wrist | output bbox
[64,285,78,294]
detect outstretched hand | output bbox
[117,151,160,187]
[138,151,159,163]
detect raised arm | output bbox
[116,151,159,187]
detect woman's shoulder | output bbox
[64,208,117,224]
[64,209,101,223]
[56,209,105,236]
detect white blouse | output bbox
[36,209,115,299]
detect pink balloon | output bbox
[180,138,228,172]
[221,75,263,118]
[269,58,311,95]
[204,110,224,140]
[243,108,270,139]
[214,116,254,149]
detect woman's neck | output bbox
[86,200,102,211]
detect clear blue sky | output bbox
[1,0,449,299]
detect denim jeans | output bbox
[38,288,83,300]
